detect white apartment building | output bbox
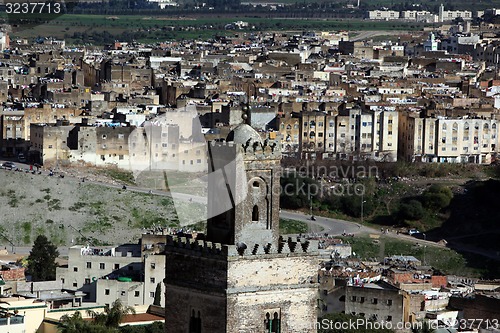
[399,112,500,163]
[401,10,438,23]
[438,4,472,22]
[56,234,167,307]
[368,10,400,20]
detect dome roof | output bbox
[226,123,263,145]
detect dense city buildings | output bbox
[2,4,500,333]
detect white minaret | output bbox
[439,3,445,22]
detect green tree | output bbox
[399,199,425,221]
[89,299,136,328]
[58,312,118,333]
[27,235,59,281]
[421,185,453,210]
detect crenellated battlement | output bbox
[209,139,281,160]
[166,235,318,259]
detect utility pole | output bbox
[423,233,427,266]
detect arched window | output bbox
[442,123,447,131]
[286,124,291,130]
[493,123,497,130]
[253,181,259,188]
[252,205,259,222]
[264,312,281,333]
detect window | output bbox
[150,292,155,298]
[119,155,124,160]
[360,297,365,303]
[150,277,156,283]
[114,264,119,270]
[372,298,378,304]
[73,282,78,287]
[351,296,357,302]
[48,145,53,149]
[118,134,124,139]
[151,263,156,269]
[135,291,140,297]
[189,310,201,333]
[105,289,110,295]
[387,316,392,322]
[252,205,259,221]
[121,291,126,296]
[86,262,91,269]
[102,135,107,139]
[265,312,280,333]
[85,278,90,284]
[100,263,105,270]
[73,267,78,272]
[387,299,392,306]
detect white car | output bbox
[408,229,420,236]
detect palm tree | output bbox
[58,310,121,333]
[88,299,136,328]
[59,311,87,333]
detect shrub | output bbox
[398,200,424,221]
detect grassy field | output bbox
[5,14,427,44]
[280,218,309,235]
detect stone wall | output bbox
[165,286,226,333]
[227,288,318,333]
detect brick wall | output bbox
[1,267,25,281]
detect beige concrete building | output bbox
[298,106,398,161]
[128,106,207,173]
[0,296,48,333]
[277,112,301,157]
[30,123,73,167]
[399,112,500,163]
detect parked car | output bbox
[408,229,420,236]
[2,161,16,169]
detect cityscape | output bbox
[0,1,499,332]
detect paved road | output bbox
[280,210,370,236]
[350,30,410,42]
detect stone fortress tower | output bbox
[164,112,319,333]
